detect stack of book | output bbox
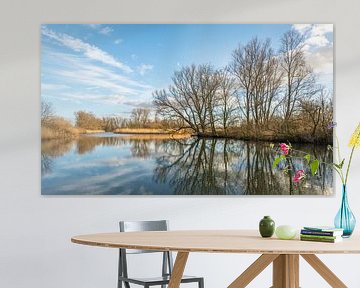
[300,226,344,243]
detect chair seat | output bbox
[119,274,203,285]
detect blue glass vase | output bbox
[334,185,356,237]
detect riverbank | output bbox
[195,130,332,144]
[42,126,332,144]
[41,126,105,140]
[113,128,189,135]
[116,133,191,140]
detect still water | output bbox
[41,133,333,195]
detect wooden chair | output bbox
[118,220,204,288]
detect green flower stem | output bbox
[335,135,345,184]
[284,155,345,183]
[290,146,346,184]
[336,136,342,168]
[345,145,356,185]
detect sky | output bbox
[41,24,334,121]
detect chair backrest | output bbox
[120,220,168,232]
[119,220,169,254]
[118,220,173,281]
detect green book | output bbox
[300,236,342,243]
[303,226,344,233]
[300,234,339,240]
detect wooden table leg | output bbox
[301,254,347,288]
[273,254,299,288]
[228,254,279,288]
[168,252,189,288]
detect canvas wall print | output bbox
[41,24,334,195]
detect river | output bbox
[41,133,333,195]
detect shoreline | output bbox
[113,128,186,135]
[41,128,332,145]
[194,132,332,145]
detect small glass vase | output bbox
[334,185,356,237]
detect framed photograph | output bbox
[41,24,333,195]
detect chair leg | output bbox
[198,278,204,288]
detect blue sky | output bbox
[41,24,333,121]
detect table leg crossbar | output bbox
[228,254,279,288]
[226,254,347,288]
[301,254,347,288]
[167,252,348,288]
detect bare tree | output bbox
[102,116,128,131]
[279,29,317,127]
[229,38,283,130]
[258,53,283,125]
[300,87,333,141]
[217,69,239,134]
[229,41,254,126]
[153,64,222,134]
[75,111,103,130]
[131,108,151,128]
[41,100,54,125]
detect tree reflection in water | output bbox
[41,134,333,195]
[41,139,74,174]
[154,138,333,195]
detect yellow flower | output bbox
[349,122,360,148]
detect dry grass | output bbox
[41,117,79,140]
[82,129,106,134]
[116,133,192,141]
[113,128,189,135]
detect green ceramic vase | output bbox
[259,216,275,238]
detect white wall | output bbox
[1,0,360,287]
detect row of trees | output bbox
[74,108,179,131]
[41,99,182,140]
[153,29,333,143]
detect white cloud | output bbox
[137,64,153,75]
[304,46,333,85]
[305,35,330,48]
[292,24,333,87]
[293,24,333,50]
[114,38,123,45]
[41,83,69,91]
[311,24,333,36]
[56,69,138,94]
[87,24,101,29]
[293,24,312,34]
[42,26,133,73]
[41,50,154,107]
[99,26,113,35]
[87,24,113,36]
[123,100,153,108]
[57,92,126,105]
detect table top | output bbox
[71,230,360,254]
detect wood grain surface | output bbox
[71,230,360,254]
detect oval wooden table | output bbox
[72,230,360,288]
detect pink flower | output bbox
[279,143,289,155]
[293,169,305,183]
